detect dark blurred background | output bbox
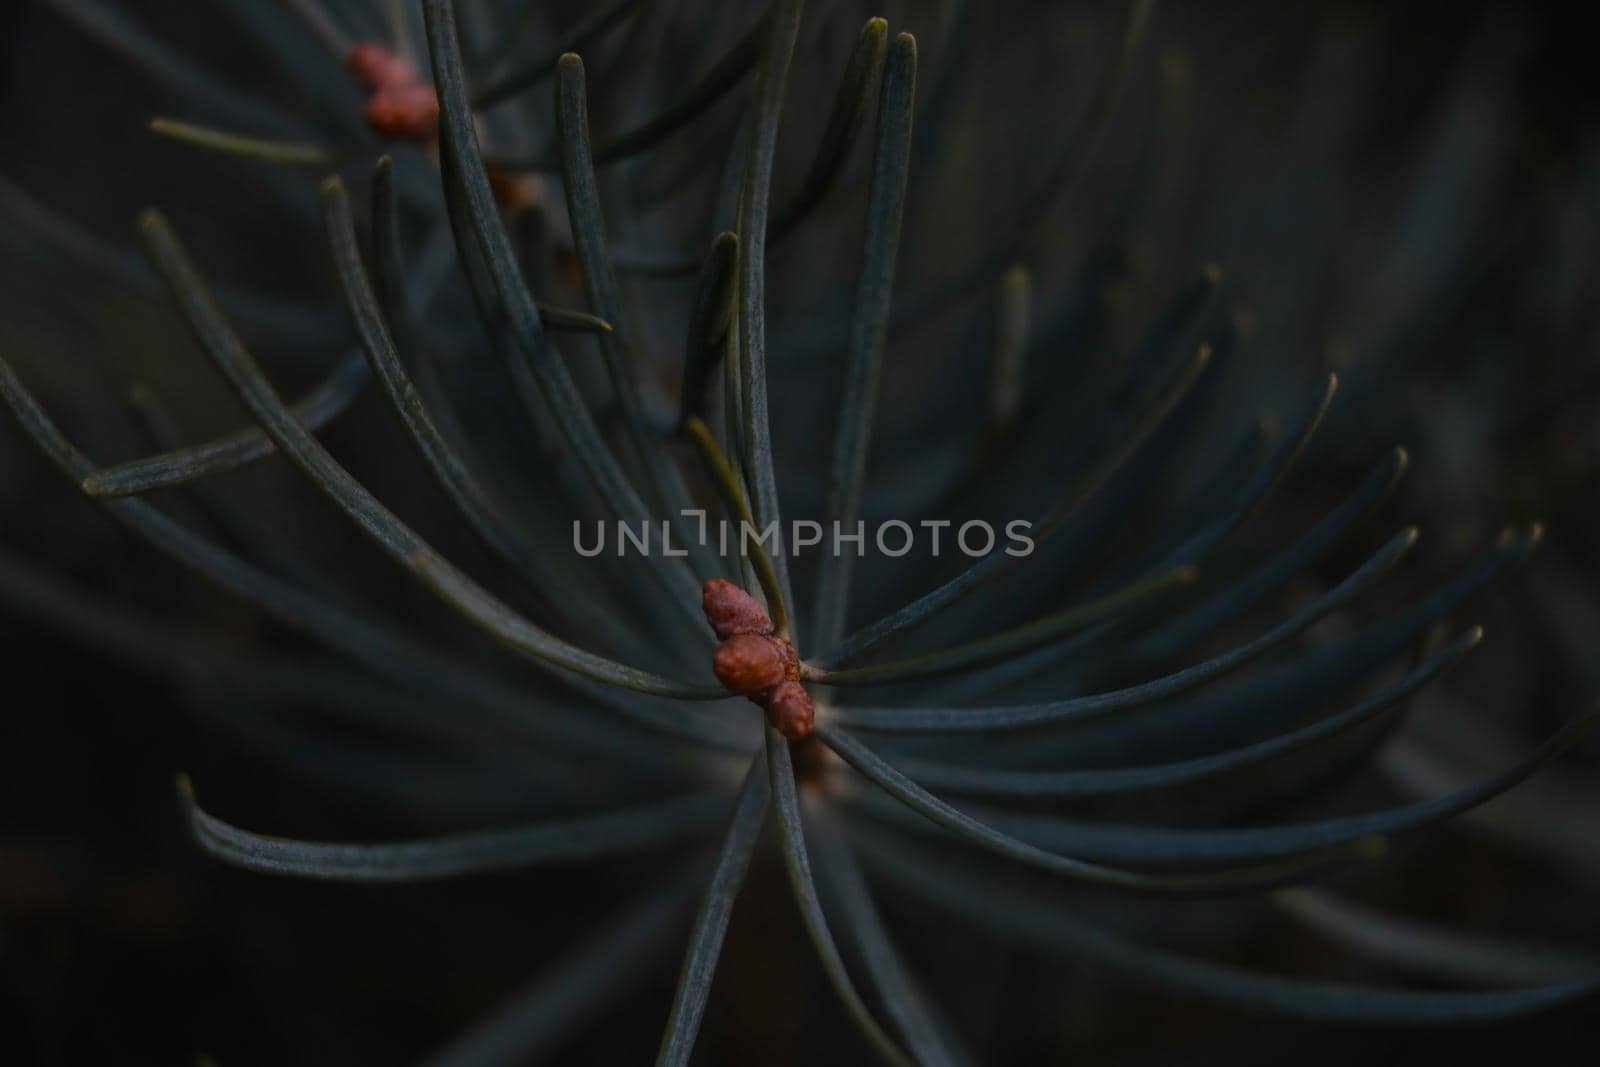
[1,1,1598,1063]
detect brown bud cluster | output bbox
[348,43,439,141]
[702,579,814,739]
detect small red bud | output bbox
[487,167,545,216]
[348,42,417,93]
[349,42,439,141]
[701,578,773,641]
[364,84,440,140]
[712,633,788,694]
[763,680,815,740]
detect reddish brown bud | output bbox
[701,578,773,641]
[763,681,815,740]
[703,579,809,736]
[364,84,440,141]
[712,633,788,694]
[349,43,439,141]
[348,42,417,93]
[487,167,545,216]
